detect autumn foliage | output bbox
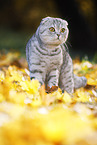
[0,52,97,145]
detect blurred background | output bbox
[0,0,97,60]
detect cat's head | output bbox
[36,17,69,46]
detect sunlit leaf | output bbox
[0,52,97,145]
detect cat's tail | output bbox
[74,74,87,89]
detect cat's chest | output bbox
[33,41,63,69]
[45,47,63,69]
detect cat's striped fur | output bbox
[26,17,87,94]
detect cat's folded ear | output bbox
[63,20,68,26]
[40,17,51,25]
[65,21,68,26]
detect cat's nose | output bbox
[57,34,60,37]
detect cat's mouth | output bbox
[57,37,62,43]
[57,35,60,40]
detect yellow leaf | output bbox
[62,91,72,103]
[75,90,92,102]
[0,71,5,81]
[87,78,97,85]
[0,94,5,102]
[20,79,40,94]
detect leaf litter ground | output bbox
[0,52,97,145]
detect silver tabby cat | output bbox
[26,17,87,94]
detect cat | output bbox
[26,16,87,94]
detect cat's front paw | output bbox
[65,87,74,94]
[46,85,58,93]
[30,77,35,80]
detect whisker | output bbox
[66,41,72,48]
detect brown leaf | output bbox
[46,85,58,93]
[39,85,46,99]
[39,85,56,105]
[0,52,20,67]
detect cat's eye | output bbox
[61,28,65,33]
[49,27,55,32]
